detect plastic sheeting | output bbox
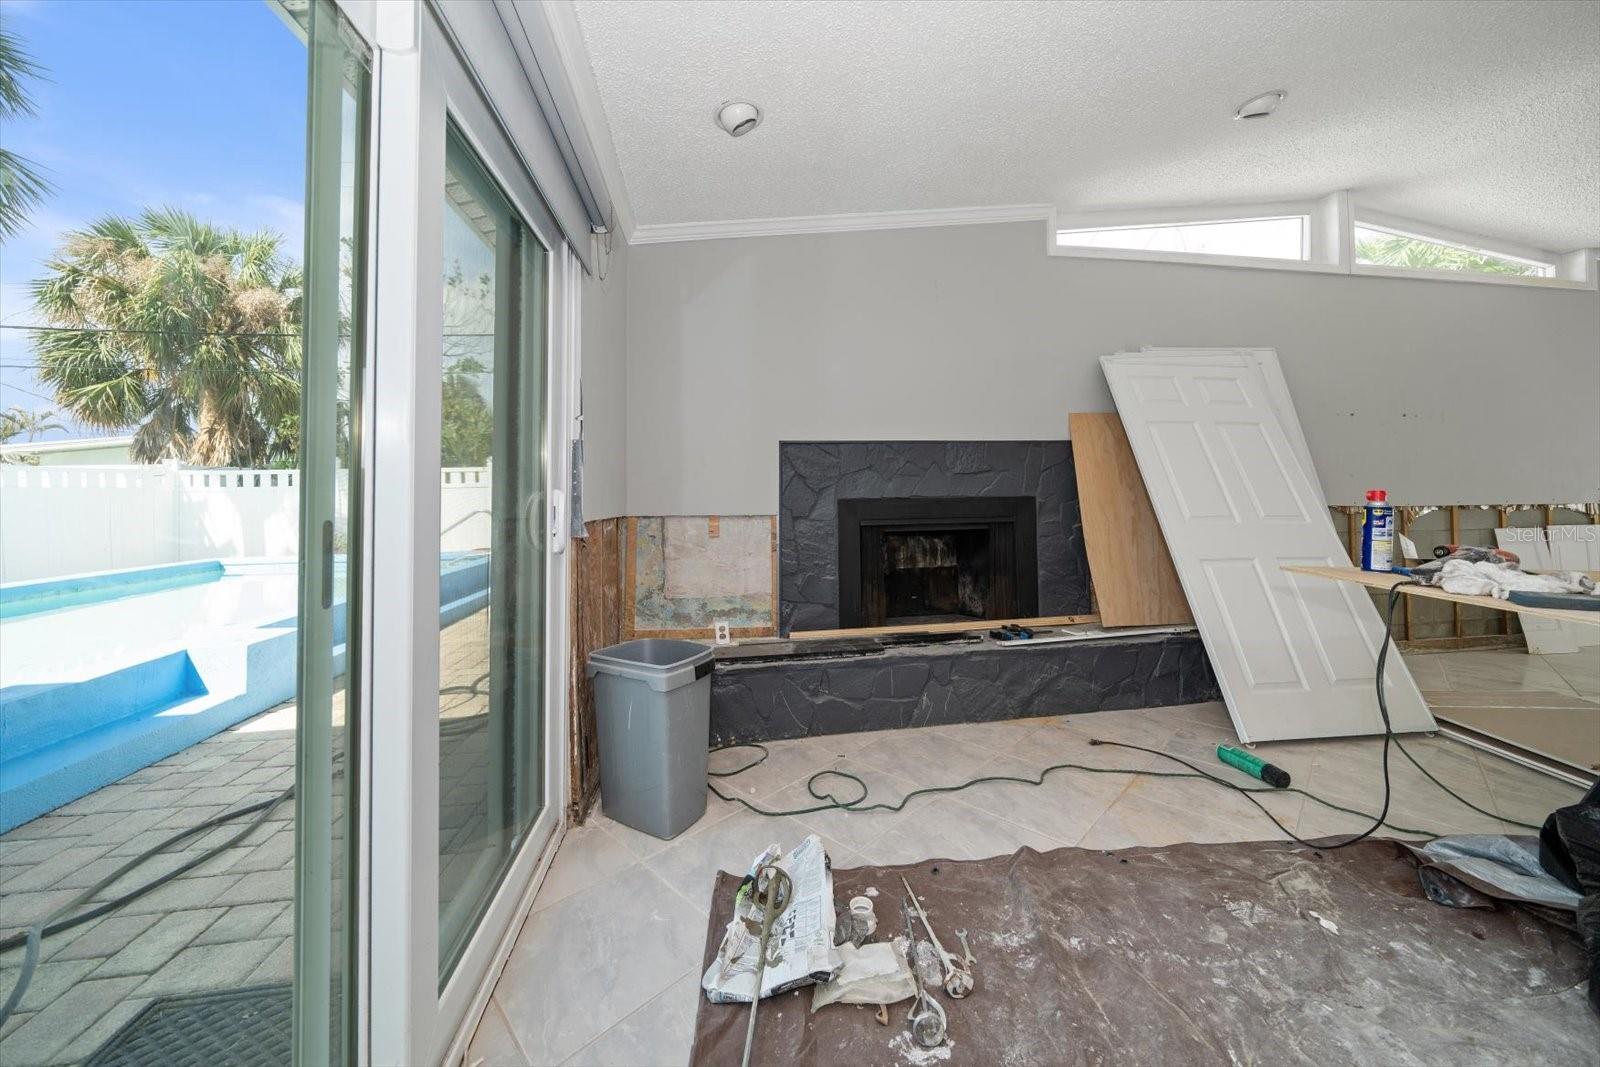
[689,840,1598,1065]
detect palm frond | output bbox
[0,26,49,238]
[0,147,50,239]
[0,26,44,120]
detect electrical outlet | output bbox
[713,621,732,645]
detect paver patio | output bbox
[0,609,491,1066]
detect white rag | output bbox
[1435,559,1597,600]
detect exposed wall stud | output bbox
[1449,506,1462,639]
[1399,508,1414,641]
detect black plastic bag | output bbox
[1540,779,1600,1012]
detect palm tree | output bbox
[0,406,63,462]
[1354,233,1540,276]
[31,208,302,467]
[0,25,50,239]
[0,406,63,442]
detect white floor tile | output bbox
[466,998,530,1067]
[562,970,699,1067]
[531,822,641,914]
[483,662,1592,1064]
[495,864,706,1066]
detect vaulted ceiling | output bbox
[570,0,1600,250]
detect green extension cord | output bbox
[707,739,1445,840]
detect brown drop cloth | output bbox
[689,839,1598,1066]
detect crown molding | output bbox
[629,203,1055,245]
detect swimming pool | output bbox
[0,555,489,831]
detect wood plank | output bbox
[769,515,779,634]
[790,613,1100,641]
[569,518,623,821]
[1281,565,1600,627]
[1448,506,1463,638]
[1398,508,1414,641]
[1396,634,1525,652]
[1068,412,1193,627]
[623,516,638,639]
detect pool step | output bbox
[0,632,294,833]
[1,651,208,762]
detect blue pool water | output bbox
[0,555,489,831]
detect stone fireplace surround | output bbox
[778,440,1091,634]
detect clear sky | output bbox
[0,0,308,440]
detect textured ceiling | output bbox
[571,0,1600,250]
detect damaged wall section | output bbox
[626,515,778,637]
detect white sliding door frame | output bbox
[365,5,444,1061]
[361,3,575,1063]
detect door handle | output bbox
[525,492,545,551]
[550,489,565,555]
[321,519,334,609]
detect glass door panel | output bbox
[294,2,368,1063]
[436,129,548,981]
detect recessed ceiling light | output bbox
[715,100,762,137]
[1234,90,1286,121]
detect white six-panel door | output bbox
[1102,350,1436,742]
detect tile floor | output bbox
[1405,646,1600,702]
[467,646,1596,1067]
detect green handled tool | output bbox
[1216,744,1291,788]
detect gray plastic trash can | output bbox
[587,638,716,839]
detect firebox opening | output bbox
[837,496,1038,630]
[881,529,990,623]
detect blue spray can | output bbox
[1360,489,1394,572]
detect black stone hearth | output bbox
[779,441,1090,635]
[710,631,1220,744]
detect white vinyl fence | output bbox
[1,462,493,583]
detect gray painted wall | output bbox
[625,221,1600,515]
[579,232,628,520]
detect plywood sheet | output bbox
[1070,412,1192,627]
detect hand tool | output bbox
[741,864,793,1067]
[956,929,975,967]
[901,876,975,998]
[902,897,948,1048]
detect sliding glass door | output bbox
[436,128,549,982]
[362,10,572,1058]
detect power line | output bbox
[0,323,299,340]
[0,325,495,340]
[0,384,59,404]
